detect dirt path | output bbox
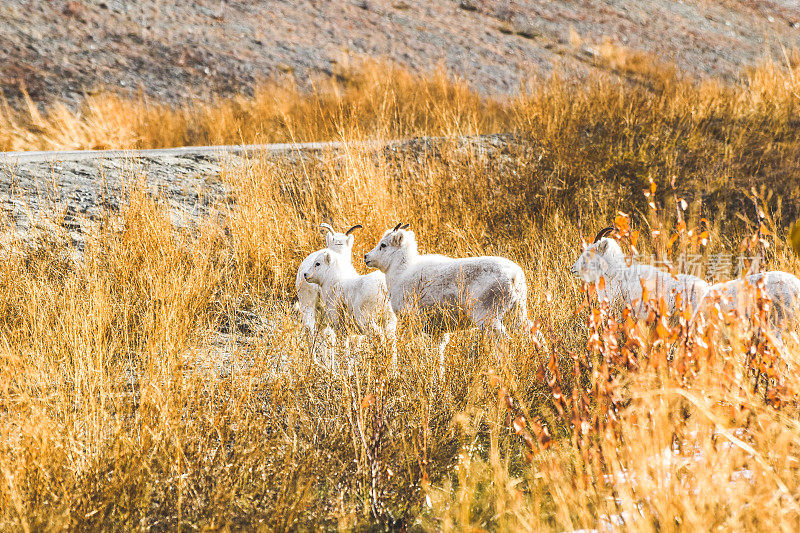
[0,140,361,246]
[0,141,345,164]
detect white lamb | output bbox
[570,226,709,319]
[295,223,361,363]
[304,249,398,368]
[363,223,533,371]
[694,271,800,331]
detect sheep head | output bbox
[320,223,357,256]
[365,224,416,272]
[304,251,340,286]
[570,233,624,283]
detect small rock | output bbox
[581,46,599,58]
[62,1,84,18]
[196,6,222,20]
[515,24,540,40]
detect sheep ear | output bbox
[346,234,354,247]
[597,240,608,253]
[323,252,331,265]
[391,232,404,246]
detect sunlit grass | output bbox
[1,54,800,530]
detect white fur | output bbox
[305,250,397,368]
[364,227,532,372]
[295,228,358,364]
[570,237,709,319]
[694,271,800,329]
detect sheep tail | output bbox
[512,270,548,348]
[512,270,533,330]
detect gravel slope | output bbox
[1,0,798,108]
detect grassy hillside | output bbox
[4,54,800,227]
[2,56,800,529]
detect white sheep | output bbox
[694,270,800,331]
[304,250,398,369]
[570,227,709,319]
[295,223,361,363]
[363,223,533,372]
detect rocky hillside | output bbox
[1,0,799,108]
[0,135,525,254]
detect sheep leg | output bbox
[386,313,398,371]
[512,297,531,330]
[487,317,508,337]
[473,303,508,338]
[300,304,320,363]
[509,298,548,349]
[317,326,337,367]
[300,304,316,333]
[299,293,340,367]
[342,335,354,376]
[436,332,451,378]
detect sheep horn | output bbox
[345,224,363,236]
[319,223,335,233]
[593,226,615,243]
[393,222,403,231]
[400,223,410,230]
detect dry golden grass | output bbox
[2,56,800,530]
[3,55,800,224]
[0,59,506,151]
